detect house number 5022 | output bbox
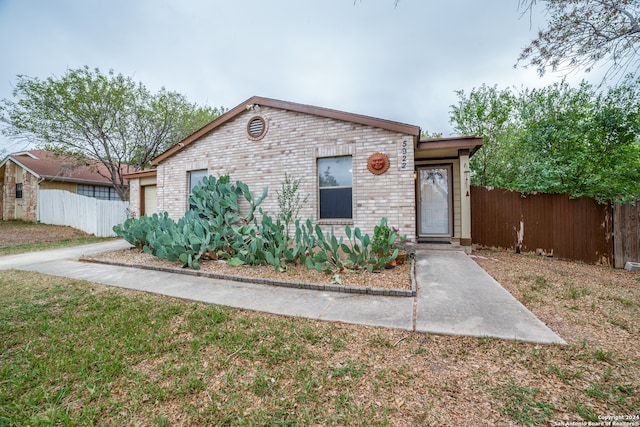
[398,138,409,170]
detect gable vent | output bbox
[247,116,267,140]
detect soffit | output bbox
[415,136,483,159]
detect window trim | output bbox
[188,169,208,195]
[417,164,454,237]
[188,169,208,211]
[317,156,353,220]
[15,183,23,199]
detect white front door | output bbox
[418,165,452,237]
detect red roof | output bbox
[5,150,129,185]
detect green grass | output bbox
[608,317,631,332]
[548,364,583,384]
[493,381,555,426]
[573,401,599,422]
[610,295,637,308]
[593,349,616,363]
[1,265,638,425]
[0,270,397,425]
[517,275,554,305]
[584,367,636,405]
[567,285,590,299]
[531,276,550,291]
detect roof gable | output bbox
[151,96,422,165]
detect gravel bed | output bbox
[85,247,413,291]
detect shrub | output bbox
[371,217,399,269]
[276,173,309,241]
[115,175,405,274]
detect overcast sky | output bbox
[0,0,606,153]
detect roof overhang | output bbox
[39,175,128,186]
[124,169,157,179]
[416,136,483,160]
[2,150,125,186]
[151,96,422,166]
[0,156,42,179]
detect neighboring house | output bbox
[126,96,482,248]
[0,150,125,221]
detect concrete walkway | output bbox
[414,250,565,343]
[0,240,566,345]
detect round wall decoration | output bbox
[246,116,267,140]
[367,152,390,175]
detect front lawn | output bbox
[1,249,638,425]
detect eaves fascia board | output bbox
[123,169,157,179]
[3,157,42,180]
[40,175,125,186]
[151,96,422,166]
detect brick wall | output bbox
[21,170,38,221]
[0,170,3,218]
[155,106,417,241]
[129,177,140,217]
[1,161,38,221]
[1,162,15,220]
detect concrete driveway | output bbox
[0,240,565,345]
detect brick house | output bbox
[0,150,124,221]
[126,97,482,248]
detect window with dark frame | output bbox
[77,184,120,201]
[15,183,23,199]
[318,156,352,219]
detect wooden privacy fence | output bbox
[38,189,129,237]
[613,202,640,268]
[471,186,613,265]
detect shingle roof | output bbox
[5,150,125,185]
[151,96,422,165]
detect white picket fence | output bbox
[38,189,129,237]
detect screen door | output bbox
[418,165,452,236]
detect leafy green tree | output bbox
[0,66,225,200]
[515,79,640,202]
[518,0,640,80]
[421,130,444,138]
[450,78,640,203]
[450,84,518,186]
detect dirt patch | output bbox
[471,248,639,349]
[86,247,413,290]
[0,220,92,246]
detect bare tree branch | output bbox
[517,0,640,81]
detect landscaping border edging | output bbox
[81,257,417,297]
